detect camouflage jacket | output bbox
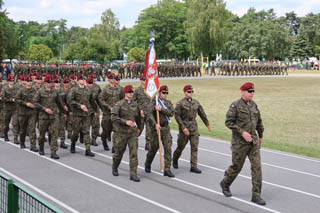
[88,83,102,112]
[33,87,65,120]
[225,98,264,144]
[147,98,174,130]
[67,86,97,117]
[175,97,209,134]
[1,84,18,111]
[133,85,151,112]
[111,99,142,134]
[98,85,123,114]
[15,87,36,116]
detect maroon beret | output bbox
[53,78,60,83]
[63,78,70,84]
[7,75,14,82]
[89,73,95,79]
[69,74,75,80]
[183,85,193,92]
[140,75,146,81]
[35,74,42,80]
[77,74,86,81]
[108,73,115,79]
[240,82,254,91]
[123,85,133,93]
[41,73,47,77]
[25,75,32,82]
[31,72,37,76]
[159,85,168,92]
[115,74,121,81]
[44,75,52,83]
[18,75,24,80]
[86,78,93,84]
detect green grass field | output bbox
[117,76,320,159]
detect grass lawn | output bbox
[116,77,320,159]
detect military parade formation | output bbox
[0,65,267,205]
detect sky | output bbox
[3,0,320,28]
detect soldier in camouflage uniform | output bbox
[111,85,143,182]
[0,76,3,138]
[220,82,265,206]
[133,75,151,150]
[68,74,97,157]
[1,75,19,143]
[172,85,211,174]
[15,75,37,151]
[144,85,175,178]
[34,75,66,159]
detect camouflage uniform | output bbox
[55,87,68,148]
[145,98,174,172]
[111,99,142,177]
[88,83,101,144]
[15,86,37,149]
[0,81,3,138]
[172,97,210,168]
[34,87,65,156]
[222,98,264,197]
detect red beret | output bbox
[86,78,93,84]
[0,76,2,82]
[89,73,95,78]
[41,73,47,77]
[7,75,14,82]
[107,73,115,79]
[18,75,24,80]
[31,72,37,76]
[183,85,193,92]
[123,85,133,93]
[140,75,146,81]
[63,78,70,84]
[77,74,86,81]
[53,78,60,83]
[159,85,168,92]
[44,75,52,83]
[115,74,120,81]
[25,75,32,82]
[35,74,42,80]
[69,74,75,80]
[240,82,254,91]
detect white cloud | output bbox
[40,0,54,8]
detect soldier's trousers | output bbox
[19,115,36,148]
[90,113,100,140]
[3,110,19,137]
[71,115,91,149]
[140,116,150,146]
[38,116,59,152]
[101,113,112,142]
[145,128,172,171]
[112,131,138,176]
[173,131,199,167]
[223,141,262,197]
[58,113,66,142]
[30,110,39,140]
[66,113,73,136]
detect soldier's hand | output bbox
[140,110,145,118]
[155,124,161,131]
[64,106,68,112]
[207,125,211,131]
[126,120,136,127]
[183,128,190,136]
[155,105,161,111]
[69,112,72,117]
[242,131,253,142]
[26,102,34,108]
[258,138,262,144]
[137,129,141,136]
[94,113,98,118]
[80,105,88,112]
[45,108,54,115]
[64,114,67,120]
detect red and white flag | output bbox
[144,35,160,98]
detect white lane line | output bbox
[67,143,282,213]
[0,167,80,213]
[136,146,320,200]
[1,141,181,213]
[169,131,320,163]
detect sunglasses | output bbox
[127,90,134,93]
[247,90,255,93]
[161,91,169,95]
[187,90,194,94]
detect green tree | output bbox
[290,25,313,60]
[28,44,53,62]
[126,47,146,62]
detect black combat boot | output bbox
[91,138,98,146]
[39,145,45,155]
[164,170,175,178]
[51,152,60,159]
[0,132,4,138]
[112,146,115,153]
[60,141,68,149]
[79,132,84,144]
[20,141,26,149]
[70,141,76,153]
[145,163,151,173]
[220,180,232,197]
[190,167,202,174]
[172,159,178,169]
[67,132,71,139]
[251,196,266,205]
[107,135,111,142]
[30,146,39,152]
[85,148,95,157]
[112,168,119,176]
[130,175,140,182]
[14,136,20,144]
[102,140,110,151]
[4,134,9,142]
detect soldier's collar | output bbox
[185,97,192,102]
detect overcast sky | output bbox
[3,0,320,28]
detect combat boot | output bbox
[102,140,110,151]
[251,196,266,205]
[145,163,151,173]
[107,135,111,142]
[164,170,175,178]
[39,145,45,155]
[60,141,68,149]
[0,132,4,138]
[79,137,84,144]
[51,152,60,160]
[190,167,202,174]
[70,141,76,153]
[112,146,115,153]
[220,180,232,197]
[14,136,20,144]
[112,168,119,176]
[4,134,9,142]
[130,175,140,182]
[30,146,39,152]
[91,138,98,146]
[172,159,178,169]
[85,148,95,157]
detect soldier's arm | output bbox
[197,102,210,127]
[225,104,243,134]
[160,100,175,117]
[98,89,112,110]
[2,89,12,103]
[15,89,24,106]
[67,88,82,110]
[111,102,126,124]
[174,102,185,129]
[256,106,264,138]
[135,105,143,132]
[33,91,46,111]
[56,93,66,114]
[90,92,98,113]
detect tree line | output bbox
[0,0,319,63]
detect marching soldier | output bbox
[0,76,4,138]
[172,85,211,173]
